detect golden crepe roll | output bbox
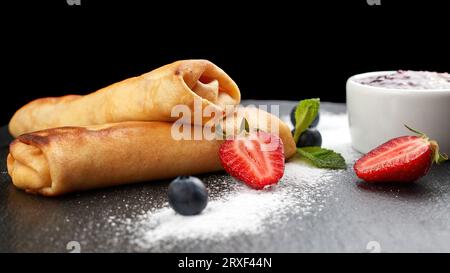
[7,108,296,196]
[9,59,240,137]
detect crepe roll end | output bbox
[7,140,52,195]
[175,59,241,106]
[9,95,81,137]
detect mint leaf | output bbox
[297,147,347,169]
[293,98,320,143]
[292,99,346,170]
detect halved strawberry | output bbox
[218,131,285,189]
[354,126,448,183]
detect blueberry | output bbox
[168,176,208,216]
[297,128,322,147]
[290,106,320,128]
[290,106,297,126]
[309,113,320,128]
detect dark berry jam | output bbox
[357,70,450,90]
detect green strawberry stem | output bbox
[404,124,426,136]
[404,124,448,164]
[430,141,449,164]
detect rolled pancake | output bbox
[7,109,295,196]
[9,59,240,137]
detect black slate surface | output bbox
[1,101,449,253]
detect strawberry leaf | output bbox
[243,117,250,133]
[404,124,427,138]
[405,124,448,164]
[430,140,449,164]
[215,123,227,139]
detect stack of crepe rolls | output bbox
[7,60,296,196]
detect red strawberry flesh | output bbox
[219,131,285,189]
[354,136,433,182]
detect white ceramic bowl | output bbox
[346,71,450,154]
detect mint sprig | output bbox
[297,147,347,169]
[293,98,320,143]
[293,98,347,169]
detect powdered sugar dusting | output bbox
[108,111,356,252]
[319,110,359,161]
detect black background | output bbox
[1,0,449,125]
